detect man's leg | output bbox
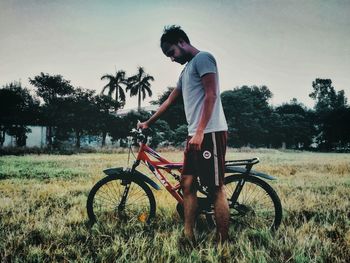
[213,186,230,242]
[181,175,197,240]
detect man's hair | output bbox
[160,25,190,46]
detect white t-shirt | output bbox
[177,51,228,136]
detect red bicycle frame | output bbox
[134,141,184,204]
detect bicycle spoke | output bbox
[89,177,154,225]
[221,174,280,230]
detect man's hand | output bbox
[137,121,149,130]
[188,131,204,151]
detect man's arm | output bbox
[138,87,181,129]
[188,73,217,150]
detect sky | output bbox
[1,0,349,109]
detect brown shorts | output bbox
[182,131,227,192]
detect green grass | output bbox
[0,150,349,262]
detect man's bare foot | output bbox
[178,234,196,254]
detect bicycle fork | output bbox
[117,179,132,212]
[117,162,139,212]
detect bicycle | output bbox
[87,129,282,231]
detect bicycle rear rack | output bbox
[225,157,260,173]
[225,157,259,166]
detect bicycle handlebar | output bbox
[130,128,149,144]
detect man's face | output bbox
[161,42,187,65]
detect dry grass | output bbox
[0,149,349,262]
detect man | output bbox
[138,25,229,243]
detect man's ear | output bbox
[177,39,186,48]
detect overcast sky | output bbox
[1,0,349,109]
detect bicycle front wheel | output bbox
[87,173,156,226]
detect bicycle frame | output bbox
[132,141,184,204]
[129,132,276,206]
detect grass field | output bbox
[0,149,349,262]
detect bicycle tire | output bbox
[206,174,282,230]
[87,173,156,226]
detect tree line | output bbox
[1,69,349,151]
[0,67,154,149]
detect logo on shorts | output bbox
[203,150,212,159]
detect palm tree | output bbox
[126,67,154,111]
[101,70,127,111]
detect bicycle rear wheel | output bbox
[206,174,282,230]
[87,173,156,226]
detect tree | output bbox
[309,79,347,113]
[106,116,128,145]
[126,67,154,111]
[110,110,151,146]
[0,82,39,147]
[57,88,99,148]
[101,70,127,112]
[122,110,152,134]
[321,107,350,150]
[117,110,174,148]
[173,124,188,146]
[151,87,186,130]
[94,94,118,146]
[221,85,273,147]
[48,88,118,148]
[273,99,316,149]
[29,73,74,147]
[6,125,31,147]
[149,120,174,148]
[309,78,348,150]
[29,73,74,104]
